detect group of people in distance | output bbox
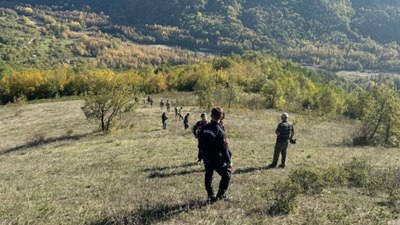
[157,98,296,204]
[160,103,190,130]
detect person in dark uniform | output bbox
[199,107,232,204]
[267,113,295,169]
[166,100,171,112]
[193,113,208,162]
[174,107,178,117]
[183,113,190,129]
[178,107,184,121]
[160,100,165,110]
[161,112,168,129]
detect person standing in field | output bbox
[166,100,171,112]
[160,100,165,110]
[183,113,190,130]
[178,107,184,120]
[193,113,208,162]
[267,113,295,169]
[174,107,179,117]
[162,112,168,129]
[199,107,232,204]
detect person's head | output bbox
[201,113,207,121]
[211,107,223,121]
[281,112,289,122]
[186,113,190,116]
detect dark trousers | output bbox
[184,122,189,129]
[271,141,288,167]
[197,144,203,161]
[204,160,231,198]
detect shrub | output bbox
[268,181,301,215]
[322,166,349,187]
[289,167,325,194]
[344,158,372,188]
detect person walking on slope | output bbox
[183,113,190,130]
[178,107,184,121]
[267,113,295,169]
[161,112,168,129]
[166,100,171,112]
[193,113,208,162]
[199,107,232,204]
[160,100,165,110]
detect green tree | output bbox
[262,80,285,109]
[355,84,400,146]
[81,77,136,132]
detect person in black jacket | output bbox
[193,113,208,162]
[199,107,232,204]
[183,113,190,129]
[161,112,168,129]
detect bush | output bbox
[289,167,325,195]
[322,166,349,187]
[268,181,301,216]
[344,158,372,188]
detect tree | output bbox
[262,80,285,109]
[81,77,137,132]
[354,84,400,147]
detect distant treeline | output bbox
[2,52,400,146]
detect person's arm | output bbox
[275,124,281,135]
[193,122,199,137]
[219,130,232,167]
[289,126,295,140]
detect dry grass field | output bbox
[0,94,399,225]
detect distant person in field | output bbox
[183,113,190,130]
[160,100,165,110]
[147,96,151,104]
[161,112,168,129]
[178,107,184,120]
[166,100,171,112]
[174,107,179,117]
[199,107,232,204]
[149,98,153,107]
[267,113,295,169]
[193,113,208,162]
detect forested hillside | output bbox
[2,0,399,72]
[0,4,210,69]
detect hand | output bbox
[227,163,233,169]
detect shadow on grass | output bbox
[233,166,268,174]
[0,133,92,155]
[142,162,198,172]
[148,168,204,179]
[90,199,208,225]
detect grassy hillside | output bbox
[1,96,399,224]
[3,0,400,71]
